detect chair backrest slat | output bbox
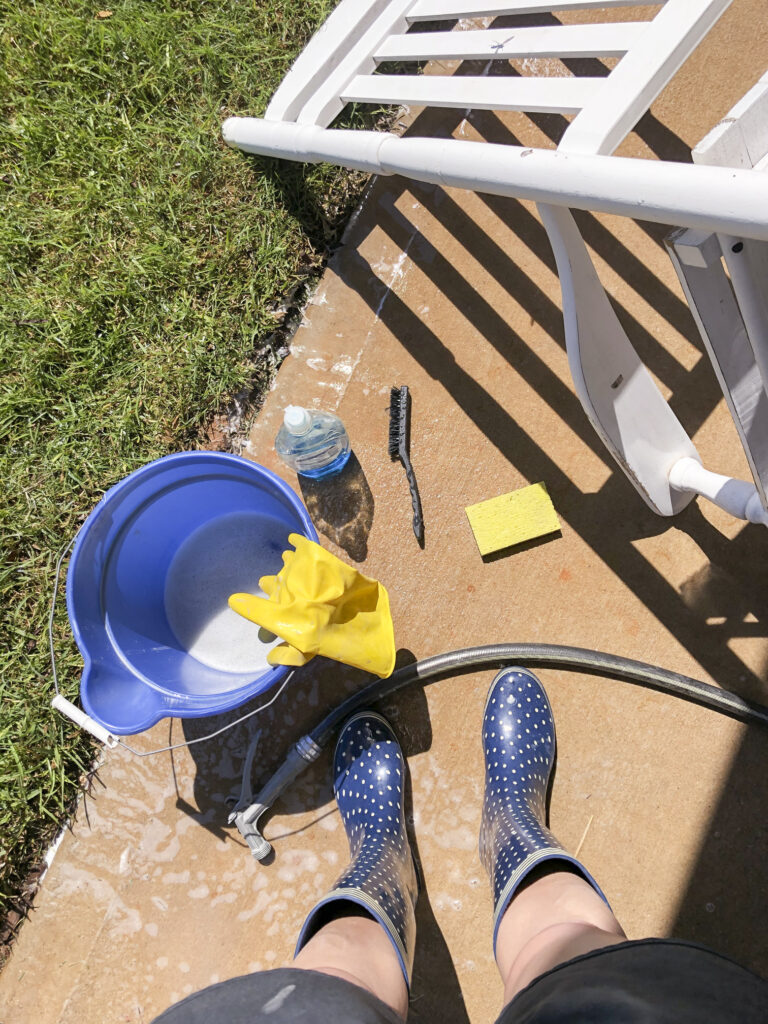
[693,71,768,169]
[268,0,731,159]
[559,0,730,154]
[407,0,664,22]
[374,22,645,62]
[342,71,600,113]
[267,0,415,122]
[286,0,418,126]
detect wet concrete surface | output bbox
[2,6,767,1021]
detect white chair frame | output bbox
[667,72,768,525]
[223,0,768,524]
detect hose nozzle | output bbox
[230,734,322,859]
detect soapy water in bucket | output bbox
[164,510,285,674]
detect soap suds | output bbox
[164,512,287,674]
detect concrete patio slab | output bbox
[2,5,767,1022]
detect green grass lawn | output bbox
[0,0,365,945]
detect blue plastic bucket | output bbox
[66,451,317,735]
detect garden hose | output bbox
[231,643,768,860]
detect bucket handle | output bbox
[51,694,118,748]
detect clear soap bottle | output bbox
[275,405,351,478]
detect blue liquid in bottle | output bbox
[275,406,351,479]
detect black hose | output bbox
[236,644,768,860]
[310,643,768,747]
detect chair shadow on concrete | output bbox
[298,452,375,562]
[236,11,766,703]
[327,103,768,985]
[331,192,768,976]
[669,714,768,976]
[330,97,768,678]
[232,13,768,978]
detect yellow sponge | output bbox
[465,482,560,556]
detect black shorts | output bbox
[151,939,767,1023]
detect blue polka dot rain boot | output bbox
[479,667,608,955]
[295,711,418,987]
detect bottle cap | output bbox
[284,405,312,434]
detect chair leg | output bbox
[538,202,699,517]
[667,227,768,513]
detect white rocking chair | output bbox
[222,0,768,525]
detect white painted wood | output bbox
[342,72,600,113]
[294,0,417,125]
[559,0,731,155]
[669,457,768,525]
[373,133,768,239]
[222,119,768,241]
[269,0,729,151]
[374,22,645,61]
[722,238,768,409]
[538,203,698,515]
[693,71,768,170]
[666,74,768,515]
[700,77,768,449]
[667,226,721,269]
[666,228,768,507]
[407,0,664,22]
[266,0,401,122]
[222,120,393,171]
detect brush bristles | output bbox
[388,386,408,459]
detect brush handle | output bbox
[400,448,424,545]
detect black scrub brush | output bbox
[388,385,424,547]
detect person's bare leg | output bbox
[293,904,409,1019]
[495,864,626,1005]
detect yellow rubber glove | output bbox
[228,534,396,677]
